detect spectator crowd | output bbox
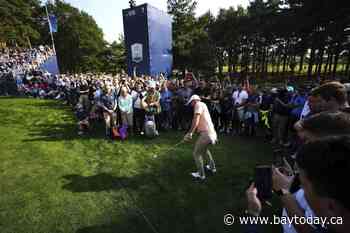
[0,45,54,95]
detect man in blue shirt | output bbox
[290,89,307,120]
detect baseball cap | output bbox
[287,86,295,92]
[186,95,201,105]
[149,81,156,89]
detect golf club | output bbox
[152,139,185,158]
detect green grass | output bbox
[0,97,280,233]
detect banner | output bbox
[49,14,58,33]
[40,55,60,75]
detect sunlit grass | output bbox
[0,97,279,233]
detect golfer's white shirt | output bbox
[194,102,217,143]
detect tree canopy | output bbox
[167,0,350,79]
[0,0,43,46]
[0,0,125,74]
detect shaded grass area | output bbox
[0,97,281,233]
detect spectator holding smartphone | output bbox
[245,112,350,233]
[245,136,350,233]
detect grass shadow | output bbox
[27,99,73,110]
[22,121,106,142]
[62,173,142,193]
[0,96,18,100]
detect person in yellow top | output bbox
[184,95,217,181]
[142,81,161,137]
[141,81,161,114]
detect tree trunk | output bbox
[270,50,275,77]
[26,37,32,49]
[242,44,250,78]
[218,59,223,78]
[240,47,246,79]
[345,51,350,77]
[252,47,257,78]
[276,52,281,77]
[245,52,250,77]
[332,49,340,78]
[307,46,316,78]
[328,54,334,75]
[232,53,238,76]
[282,41,289,76]
[299,53,304,75]
[264,47,269,78]
[228,49,233,79]
[217,48,223,78]
[290,54,296,75]
[317,48,324,78]
[324,52,330,74]
[282,52,288,76]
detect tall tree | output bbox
[189,12,217,77]
[167,0,197,73]
[99,35,126,74]
[53,1,106,73]
[0,0,43,46]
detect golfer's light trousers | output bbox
[193,132,217,177]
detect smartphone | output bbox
[255,165,273,200]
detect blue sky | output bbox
[64,0,250,43]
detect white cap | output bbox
[186,95,201,105]
[149,81,156,89]
[271,88,278,94]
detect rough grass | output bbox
[0,97,281,233]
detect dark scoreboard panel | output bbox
[123,4,173,77]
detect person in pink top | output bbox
[184,95,217,180]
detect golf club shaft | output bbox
[156,140,184,156]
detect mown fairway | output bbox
[0,97,280,233]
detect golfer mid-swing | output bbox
[184,95,217,180]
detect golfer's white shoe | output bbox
[205,165,217,173]
[191,172,205,180]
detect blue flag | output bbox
[49,14,58,33]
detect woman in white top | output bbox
[118,86,133,134]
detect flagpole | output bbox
[45,2,56,55]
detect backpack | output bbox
[111,125,128,140]
[144,115,157,138]
[119,125,128,140]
